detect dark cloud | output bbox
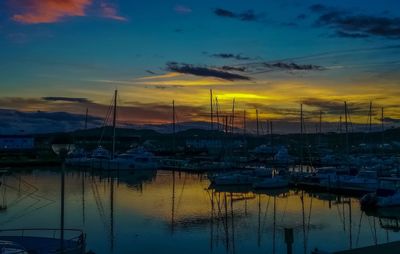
[335,31,370,38]
[301,98,345,113]
[220,66,247,72]
[174,28,184,33]
[166,62,251,81]
[297,14,307,20]
[310,4,330,13]
[214,8,263,22]
[150,85,184,90]
[214,8,236,18]
[211,53,252,60]
[310,4,400,39]
[146,70,156,74]
[262,62,324,71]
[42,97,91,103]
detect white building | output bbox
[0,135,35,150]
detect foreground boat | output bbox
[0,228,85,254]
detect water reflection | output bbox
[0,169,399,254]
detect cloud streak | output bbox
[262,62,325,71]
[100,2,126,21]
[42,97,92,103]
[166,62,251,81]
[210,53,253,60]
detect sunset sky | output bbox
[1,0,400,133]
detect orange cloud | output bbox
[11,0,93,24]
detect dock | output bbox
[313,241,400,254]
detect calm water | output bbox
[0,168,399,254]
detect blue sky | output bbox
[1,0,400,133]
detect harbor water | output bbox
[0,168,399,254]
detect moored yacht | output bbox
[109,146,158,170]
[253,175,289,189]
[89,146,112,169]
[361,177,400,208]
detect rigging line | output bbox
[0,198,44,226]
[175,174,188,216]
[9,174,55,202]
[280,195,289,223]
[91,180,109,234]
[366,216,377,244]
[1,181,44,209]
[306,196,313,243]
[300,193,307,254]
[215,192,227,237]
[373,217,378,245]
[261,195,271,234]
[98,95,115,145]
[355,211,364,247]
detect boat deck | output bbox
[0,236,84,254]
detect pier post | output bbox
[284,228,294,254]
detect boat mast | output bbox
[84,108,88,149]
[172,100,176,152]
[344,101,349,156]
[256,109,259,136]
[231,98,235,134]
[112,89,117,159]
[216,97,220,131]
[210,89,213,131]
[381,107,384,145]
[319,110,322,145]
[243,110,246,135]
[300,104,303,171]
[85,108,88,130]
[270,121,273,150]
[368,102,372,133]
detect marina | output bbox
[2,0,400,253]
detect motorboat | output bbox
[337,170,378,191]
[360,177,400,208]
[65,148,88,167]
[109,147,158,170]
[89,146,111,169]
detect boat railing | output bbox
[0,228,85,243]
